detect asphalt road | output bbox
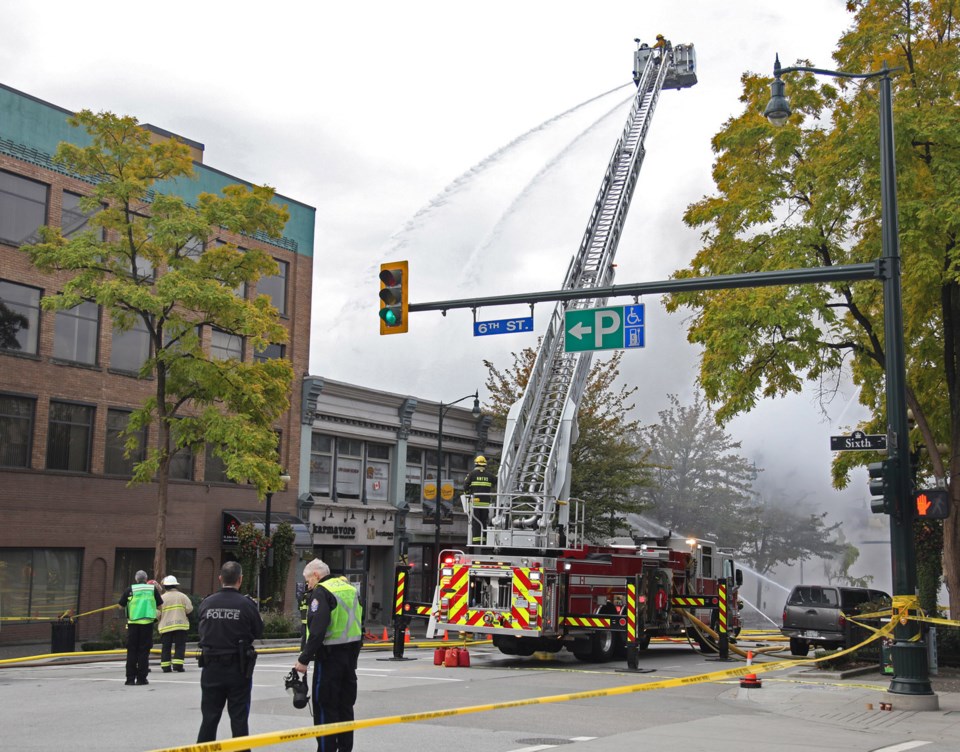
[2,638,960,752]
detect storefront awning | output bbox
[222,510,312,548]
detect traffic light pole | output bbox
[876,68,933,700]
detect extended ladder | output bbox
[491,41,697,546]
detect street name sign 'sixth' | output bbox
[564,304,645,353]
[830,430,887,452]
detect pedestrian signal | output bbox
[914,488,950,520]
[379,260,408,334]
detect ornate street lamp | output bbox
[764,55,934,704]
[434,392,481,562]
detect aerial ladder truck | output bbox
[395,39,742,662]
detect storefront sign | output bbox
[312,524,356,540]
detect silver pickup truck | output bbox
[781,585,890,656]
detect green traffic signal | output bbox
[379,261,408,334]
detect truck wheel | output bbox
[789,638,810,657]
[591,631,617,662]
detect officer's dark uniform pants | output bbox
[198,659,252,746]
[125,622,154,682]
[312,643,360,752]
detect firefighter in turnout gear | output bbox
[294,559,364,752]
[464,455,494,546]
[158,574,193,672]
[297,581,310,651]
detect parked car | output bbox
[781,584,891,656]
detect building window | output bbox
[365,443,391,502]
[168,419,195,481]
[211,328,244,361]
[405,446,423,507]
[336,438,362,498]
[253,342,286,362]
[169,446,194,481]
[310,433,333,495]
[0,394,35,468]
[0,170,48,246]
[47,401,94,472]
[53,300,99,365]
[113,548,195,600]
[258,259,288,316]
[449,452,470,491]
[0,548,81,619]
[204,444,234,483]
[61,191,103,240]
[104,408,147,477]
[110,316,151,373]
[0,279,41,355]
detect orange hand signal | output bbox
[916,493,932,516]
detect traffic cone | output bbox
[740,650,762,688]
[442,630,449,641]
[381,627,389,642]
[404,627,411,643]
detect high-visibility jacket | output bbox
[315,577,363,646]
[127,583,159,624]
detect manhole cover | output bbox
[515,740,572,746]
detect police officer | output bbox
[293,558,363,752]
[463,455,494,546]
[118,570,162,685]
[196,561,263,747]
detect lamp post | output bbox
[262,470,292,609]
[765,55,934,701]
[434,392,481,563]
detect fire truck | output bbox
[395,40,742,661]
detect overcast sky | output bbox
[3,1,892,595]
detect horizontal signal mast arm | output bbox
[407,261,881,314]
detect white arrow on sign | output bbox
[568,321,592,340]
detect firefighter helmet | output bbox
[474,455,487,467]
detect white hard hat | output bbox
[161,575,179,587]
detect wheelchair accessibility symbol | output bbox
[624,304,645,349]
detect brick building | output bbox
[0,83,315,645]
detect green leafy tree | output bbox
[635,393,759,548]
[739,503,844,607]
[484,348,652,541]
[665,1,960,617]
[23,111,294,578]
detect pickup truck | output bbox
[781,585,890,656]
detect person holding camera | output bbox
[293,558,363,752]
[118,570,163,686]
[196,561,263,748]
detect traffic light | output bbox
[379,260,408,334]
[914,488,950,520]
[868,458,896,514]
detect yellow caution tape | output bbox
[141,616,903,752]
[141,651,832,752]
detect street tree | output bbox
[634,393,759,548]
[739,502,844,607]
[23,110,294,578]
[665,1,960,617]
[484,348,652,541]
